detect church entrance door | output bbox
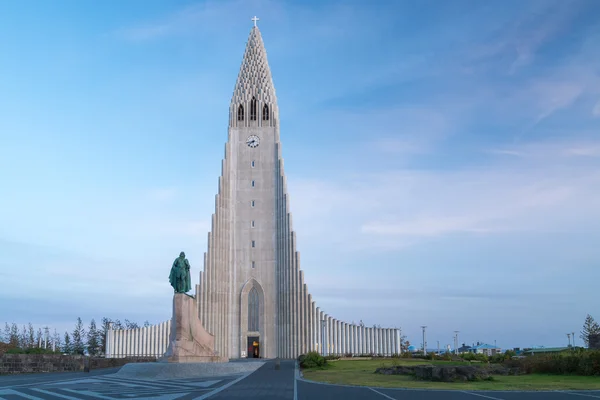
[247,336,260,358]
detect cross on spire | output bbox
[251,16,259,27]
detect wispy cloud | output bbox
[291,136,600,252]
[593,100,600,117]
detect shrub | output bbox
[504,349,600,376]
[297,354,306,364]
[5,347,58,355]
[300,351,327,369]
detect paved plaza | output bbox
[1,360,599,399]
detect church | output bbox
[105,20,402,360]
[194,20,402,359]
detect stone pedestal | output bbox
[159,293,227,363]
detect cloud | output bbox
[529,81,584,125]
[290,137,600,252]
[593,101,600,117]
[463,0,588,74]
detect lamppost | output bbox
[454,331,459,355]
[421,326,427,356]
[567,333,571,347]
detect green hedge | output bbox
[505,350,600,376]
[298,351,327,369]
[5,347,59,355]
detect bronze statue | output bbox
[169,251,192,293]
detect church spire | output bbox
[230,20,277,126]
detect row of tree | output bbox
[1,318,150,355]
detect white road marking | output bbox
[460,391,505,400]
[563,393,600,399]
[294,361,299,400]
[369,387,398,400]
[196,372,253,399]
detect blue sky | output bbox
[1,0,599,350]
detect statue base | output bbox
[158,293,228,363]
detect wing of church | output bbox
[195,23,402,359]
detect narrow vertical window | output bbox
[248,287,259,331]
[251,261,255,269]
[251,240,255,248]
[251,200,255,207]
[251,220,255,228]
[251,180,255,187]
[262,104,269,120]
[251,160,255,168]
[250,97,257,120]
[237,104,244,121]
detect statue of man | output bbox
[169,251,192,293]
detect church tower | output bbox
[197,21,288,359]
[196,21,402,360]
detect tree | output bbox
[580,314,600,347]
[27,323,35,348]
[124,319,139,330]
[72,317,86,355]
[27,322,35,348]
[87,319,99,356]
[143,320,150,328]
[63,332,72,354]
[35,328,43,348]
[400,335,411,352]
[44,327,50,349]
[9,323,19,347]
[112,319,123,330]
[20,325,27,348]
[3,323,9,344]
[99,317,112,355]
[53,329,62,352]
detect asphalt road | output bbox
[1,361,599,399]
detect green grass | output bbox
[301,359,600,391]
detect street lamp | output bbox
[421,326,427,356]
[454,331,459,355]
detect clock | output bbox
[246,135,260,148]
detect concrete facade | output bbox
[106,321,170,358]
[192,25,403,360]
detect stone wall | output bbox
[589,334,600,350]
[0,354,156,375]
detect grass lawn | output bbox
[301,359,600,391]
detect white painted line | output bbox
[369,387,398,400]
[0,389,40,400]
[294,361,299,400]
[64,387,113,399]
[3,376,95,389]
[31,388,83,399]
[563,393,600,399]
[196,372,252,400]
[460,391,505,400]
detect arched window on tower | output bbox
[237,104,244,121]
[250,97,257,120]
[262,104,269,121]
[248,287,259,332]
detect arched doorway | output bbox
[240,279,265,358]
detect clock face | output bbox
[246,135,260,148]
